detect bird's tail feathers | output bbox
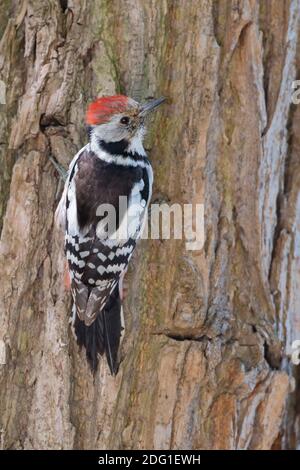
[73,285,122,375]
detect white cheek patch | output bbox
[93,114,128,143]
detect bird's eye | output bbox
[120,116,130,125]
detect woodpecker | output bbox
[55,94,165,374]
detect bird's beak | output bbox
[139,96,166,117]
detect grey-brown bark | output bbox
[0,0,299,449]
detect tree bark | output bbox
[0,0,299,450]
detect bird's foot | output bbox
[49,155,68,182]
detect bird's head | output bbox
[86,95,165,151]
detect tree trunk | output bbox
[0,0,299,450]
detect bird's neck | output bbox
[89,131,149,168]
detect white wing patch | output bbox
[139,164,153,239]
[66,169,80,236]
[98,177,149,247]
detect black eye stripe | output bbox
[120,116,130,125]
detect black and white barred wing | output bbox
[66,235,135,326]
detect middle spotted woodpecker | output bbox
[56,95,165,374]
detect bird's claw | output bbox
[49,155,68,182]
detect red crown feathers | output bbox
[86,95,129,125]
